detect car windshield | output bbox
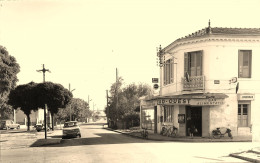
[64,122,78,128]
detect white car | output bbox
[62,121,81,139]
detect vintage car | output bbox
[62,121,81,139]
[34,124,50,132]
[0,120,20,130]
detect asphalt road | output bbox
[1,123,252,163]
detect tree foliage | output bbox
[33,82,73,130]
[105,77,152,129]
[8,82,73,130]
[56,98,92,122]
[8,82,38,130]
[0,45,20,119]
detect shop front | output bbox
[156,93,228,137]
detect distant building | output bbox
[141,21,260,140]
[15,108,51,127]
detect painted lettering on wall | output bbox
[157,99,191,105]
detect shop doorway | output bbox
[186,106,202,136]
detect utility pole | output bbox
[115,68,118,125]
[69,83,75,121]
[37,64,50,139]
[106,90,109,126]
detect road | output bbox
[1,123,252,163]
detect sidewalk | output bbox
[107,127,252,142]
[30,128,62,147]
[106,127,260,162]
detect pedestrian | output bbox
[190,125,195,138]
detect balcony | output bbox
[182,75,205,91]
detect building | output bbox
[15,108,52,127]
[141,21,260,140]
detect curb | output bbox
[229,152,260,163]
[105,128,252,142]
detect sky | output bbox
[1,0,260,111]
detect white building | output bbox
[141,22,260,140]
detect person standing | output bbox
[190,125,195,138]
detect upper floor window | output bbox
[238,50,252,78]
[163,59,174,85]
[184,51,203,77]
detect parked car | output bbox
[62,121,81,139]
[34,124,50,132]
[0,120,20,130]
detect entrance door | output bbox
[154,106,157,133]
[186,106,202,136]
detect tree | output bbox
[8,82,38,131]
[34,82,73,130]
[0,45,20,119]
[56,98,92,122]
[105,76,152,129]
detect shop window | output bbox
[163,59,174,85]
[163,106,174,122]
[184,51,203,77]
[238,104,249,127]
[238,50,252,78]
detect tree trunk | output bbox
[26,114,30,131]
[51,112,54,131]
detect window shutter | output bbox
[184,52,188,76]
[249,51,252,78]
[238,50,243,78]
[200,50,203,76]
[170,59,174,83]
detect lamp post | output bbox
[37,64,50,139]
[69,83,75,121]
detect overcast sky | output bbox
[1,0,260,110]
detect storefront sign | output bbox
[191,99,224,105]
[157,98,191,105]
[157,98,224,106]
[238,94,255,101]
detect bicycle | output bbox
[160,125,168,136]
[212,127,233,139]
[141,128,148,139]
[166,126,178,137]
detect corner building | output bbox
[152,23,260,138]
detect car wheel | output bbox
[17,126,20,129]
[77,134,81,138]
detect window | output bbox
[184,51,203,77]
[164,106,174,122]
[163,59,174,85]
[238,50,252,78]
[238,104,249,127]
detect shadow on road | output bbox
[30,132,152,148]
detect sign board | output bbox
[214,80,220,84]
[178,114,185,123]
[157,98,224,106]
[153,84,159,89]
[152,78,159,83]
[238,94,255,101]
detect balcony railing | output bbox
[182,75,205,91]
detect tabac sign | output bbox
[157,98,224,106]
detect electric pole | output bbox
[69,83,75,121]
[37,64,50,139]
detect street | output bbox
[1,123,253,163]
